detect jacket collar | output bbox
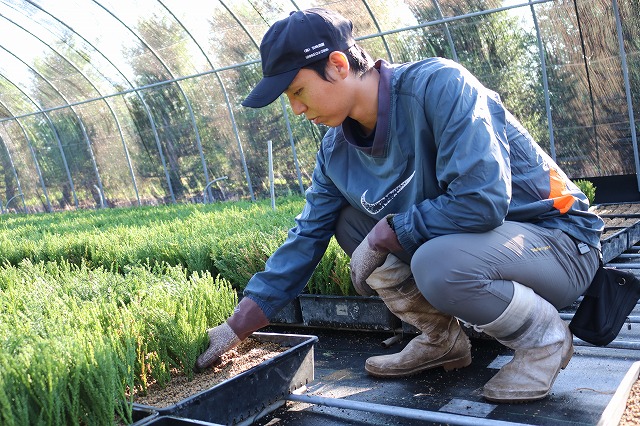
[340,59,392,158]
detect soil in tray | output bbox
[620,376,640,425]
[132,337,287,408]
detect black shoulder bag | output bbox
[569,265,640,346]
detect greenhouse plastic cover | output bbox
[0,0,637,213]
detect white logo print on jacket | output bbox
[360,171,415,215]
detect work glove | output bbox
[350,238,387,296]
[195,322,240,370]
[350,215,402,296]
[195,297,269,371]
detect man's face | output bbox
[283,67,351,128]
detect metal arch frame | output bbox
[0,123,42,212]
[0,111,29,212]
[612,0,640,191]
[353,1,554,42]
[217,0,266,201]
[0,12,139,206]
[0,45,104,208]
[23,0,168,206]
[1,0,636,202]
[9,103,77,209]
[0,1,557,187]
[285,1,306,195]
[0,68,78,211]
[92,0,209,204]
[361,0,394,62]
[157,0,247,202]
[221,0,303,199]
[431,0,459,62]
[528,0,556,161]
[572,0,600,173]
[2,76,68,211]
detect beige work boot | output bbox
[480,282,573,403]
[364,255,472,378]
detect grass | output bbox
[0,260,236,425]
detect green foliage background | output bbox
[0,196,354,424]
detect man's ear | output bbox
[327,51,350,79]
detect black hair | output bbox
[303,44,373,82]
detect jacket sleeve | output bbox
[243,146,348,319]
[393,64,512,254]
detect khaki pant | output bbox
[334,206,600,325]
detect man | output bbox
[196,8,603,403]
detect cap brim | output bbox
[242,68,299,108]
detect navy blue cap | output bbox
[242,8,355,108]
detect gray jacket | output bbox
[244,57,604,318]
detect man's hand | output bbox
[367,215,402,253]
[349,215,402,296]
[195,322,240,370]
[195,297,269,371]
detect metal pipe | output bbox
[361,0,393,62]
[268,140,275,211]
[93,0,199,204]
[7,45,104,207]
[432,0,459,62]
[606,263,640,269]
[612,0,640,191]
[381,333,403,348]
[0,45,102,208]
[159,1,249,204]
[43,111,79,208]
[0,104,38,211]
[202,176,228,204]
[5,193,23,211]
[572,0,600,173]
[560,313,640,323]
[279,96,305,195]
[0,75,77,208]
[573,338,640,350]
[529,0,556,161]
[287,393,528,426]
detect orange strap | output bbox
[549,168,575,214]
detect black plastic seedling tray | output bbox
[299,294,400,331]
[135,415,218,425]
[131,332,317,425]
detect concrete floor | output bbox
[253,324,639,426]
[251,207,640,426]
